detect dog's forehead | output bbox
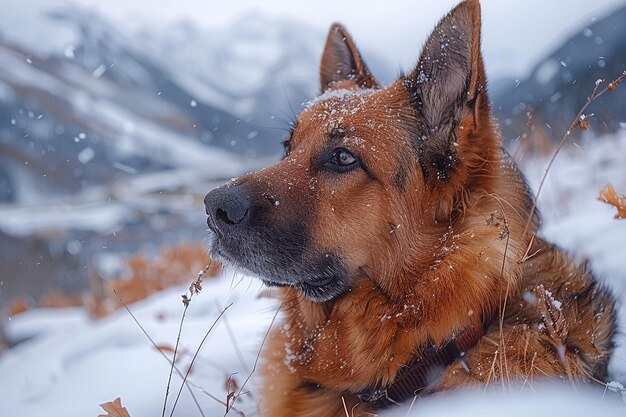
[300,88,388,132]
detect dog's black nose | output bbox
[204,187,250,233]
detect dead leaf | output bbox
[154,344,175,353]
[598,183,626,219]
[153,344,188,363]
[575,113,593,130]
[98,397,131,417]
[607,73,624,92]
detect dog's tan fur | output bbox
[209,1,616,415]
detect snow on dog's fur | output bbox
[204,1,616,415]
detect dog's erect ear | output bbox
[320,23,380,92]
[408,0,487,127]
[403,0,490,180]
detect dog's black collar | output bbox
[357,313,495,408]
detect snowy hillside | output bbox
[0,0,333,207]
[0,0,324,119]
[0,132,625,416]
[492,3,626,143]
[137,13,323,119]
[0,0,343,307]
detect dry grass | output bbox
[95,243,221,317]
[520,70,626,263]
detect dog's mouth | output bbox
[207,227,349,302]
[261,276,347,302]
[206,213,222,239]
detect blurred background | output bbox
[1,1,626,415]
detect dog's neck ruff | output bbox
[358,313,494,408]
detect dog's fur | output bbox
[204,1,616,416]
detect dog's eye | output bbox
[330,149,357,167]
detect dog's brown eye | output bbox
[324,147,360,173]
[332,149,356,167]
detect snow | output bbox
[1,0,625,414]
[3,308,90,343]
[522,133,626,290]
[2,0,623,120]
[304,88,378,109]
[0,22,248,175]
[0,0,80,57]
[137,13,322,118]
[535,59,560,84]
[0,200,134,237]
[77,147,95,163]
[63,0,623,81]
[1,133,625,416]
[395,385,625,417]
[0,276,277,417]
[521,132,626,384]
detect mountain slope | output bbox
[492,3,626,143]
[0,1,332,203]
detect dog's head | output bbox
[204,0,501,302]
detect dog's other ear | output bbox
[408,0,487,127]
[403,0,490,180]
[320,23,380,92]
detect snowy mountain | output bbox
[0,1,335,204]
[137,13,322,119]
[0,0,326,305]
[492,3,626,143]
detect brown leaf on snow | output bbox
[98,397,131,417]
[598,183,626,219]
[154,344,175,353]
[153,344,189,363]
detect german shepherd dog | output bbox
[204,1,616,415]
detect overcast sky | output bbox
[72,0,625,80]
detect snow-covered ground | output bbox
[0,277,278,417]
[0,133,625,417]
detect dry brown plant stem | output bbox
[162,263,212,417]
[217,300,249,371]
[520,70,626,262]
[169,303,233,417]
[112,288,206,417]
[226,296,286,416]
